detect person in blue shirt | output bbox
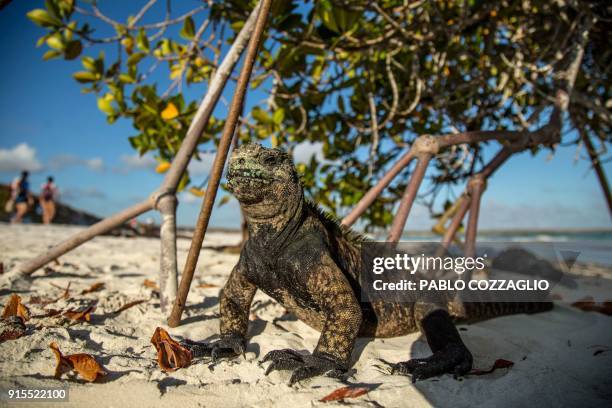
[10,171,33,223]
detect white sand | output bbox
[0,223,611,407]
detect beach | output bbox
[0,223,611,407]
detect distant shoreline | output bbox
[184,226,612,235]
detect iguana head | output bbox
[227,143,302,220]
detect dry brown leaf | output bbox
[2,294,31,322]
[49,342,106,382]
[143,279,159,291]
[197,282,218,289]
[150,327,192,372]
[469,358,514,376]
[50,282,72,300]
[113,299,147,314]
[0,317,26,341]
[571,296,612,316]
[29,296,61,306]
[63,306,95,322]
[320,386,369,402]
[81,282,105,295]
[36,309,63,318]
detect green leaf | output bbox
[119,73,136,84]
[127,52,147,66]
[45,0,61,19]
[136,28,150,52]
[27,9,62,27]
[252,106,273,124]
[82,56,96,71]
[64,21,77,41]
[218,195,231,207]
[64,40,82,60]
[180,16,195,40]
[97,94,115,115]
[58,0,75,18]
[161,39,172,55]
[95,52,105,74]
[36,35,50,48]
[72,71,98,83]
[42,50,62,61]
[177,173,190,192]
[46,35,65,51]
[273,108,285,125]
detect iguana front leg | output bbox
[182,259,256,361]
[263,252,362,385]
[391,306,473,382]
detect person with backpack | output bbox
[40,176,58,224]
[10,171,33,223]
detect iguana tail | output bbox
[449,299,553,323]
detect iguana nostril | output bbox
[238,158,245,165]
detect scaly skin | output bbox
[184,143,552,384]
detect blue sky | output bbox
[0,1,610,230]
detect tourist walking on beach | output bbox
[40,176,58,224]
[10,171,33,223]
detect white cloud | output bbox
[178,191,201,205]
[0,143,43,172]
[48,154,105,172]
[114,151,215,177]
[86,158,104,171]
[119,153,157,171]
[293,141,325,164]
[189,153,216,176]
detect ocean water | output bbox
[393,230,612,267]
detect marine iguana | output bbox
[182,143,552,384]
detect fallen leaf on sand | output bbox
[50,282,72,300]
[469,359,514,376]
[197,282,217,289]
[81,282,105,295]
[143,279,159,291]
[0,316,26,341]
[320,386,369,402]
[150,327,192,372]
[571,296,612,316]
[49,342,106,382]
[36,309,63,318]
[63,306,95,322]
[113,299,147,314]
[2,294,31,322]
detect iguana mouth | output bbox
[226,171,275,194]
[227,169,275,182]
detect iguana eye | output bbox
[263,155,278,166]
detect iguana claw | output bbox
[180,334,246,361]
[391,343,472,382]
[261,349,346,385]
